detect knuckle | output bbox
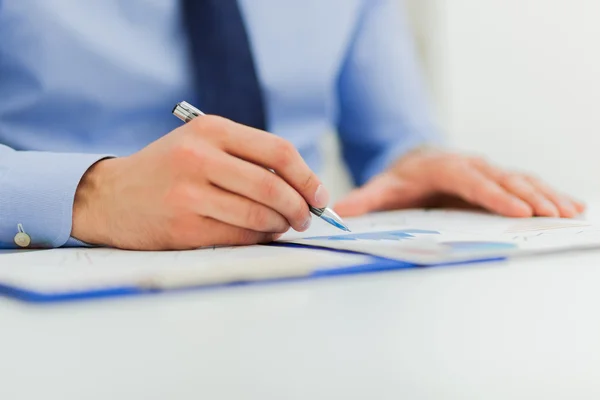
[188,115,232,143]
[441,153,462,165]
[500,173,521,187]
[468,156,488,169]
[472,181,491,197]
[169,141,211,167]
[445,155,468,170]
[237,229,261,245]
[204,114,229,124]
[208,115,234,142]
[193,114,227,130]
[289,200,308,225]
[456,157,474,171]
[165,182,197,208]
[169,141,196,162]
[246,205,270,230]
[523,173,539,184]
[272,138,296,167]
[300,173,317,192]
[276,220,292,233]
[185,115,210,135]
[439,160,468,183]
[258,174,280,199]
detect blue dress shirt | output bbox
[0,0,440,249]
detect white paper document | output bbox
[281,209,600,265]
[0,245,370,295]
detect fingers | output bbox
[196,185,290,233]
[524,177,583,218]
[218,120,329,208]
[440,167,533,218]
[187,217,280,248]
[575,201,587,214]
[141,216,278,251]
[209,223,280,247]
[207,153,312,232]
[499,175,560,217]
[474,160,584,218]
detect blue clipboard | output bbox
[0,244,505,304]
[0,255,412,303]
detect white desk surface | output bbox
[2,207,600,400]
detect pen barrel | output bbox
[172,101,204,123]
[309,205,325,217]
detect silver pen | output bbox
[172,101,350,232]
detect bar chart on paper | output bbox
[303,229,440,241]
[281,209,600,265]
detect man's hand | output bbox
[335,149,585,218]
[72,116,329,250]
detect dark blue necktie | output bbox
[181,0,267,130]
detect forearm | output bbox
[337,0,443,185]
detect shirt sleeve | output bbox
[0,144,111,249]
[336,0,444,186]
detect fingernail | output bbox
[300,216,312,232]
[314,185,330,208]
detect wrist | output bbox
[71,157,119,245]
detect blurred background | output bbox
[324,0,600,203]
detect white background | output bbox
[324,0,600,203]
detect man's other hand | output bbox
[335,149,585,218]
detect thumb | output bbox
[334,178,391,217]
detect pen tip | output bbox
[318,208,351,232]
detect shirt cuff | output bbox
[0,152,112,249]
